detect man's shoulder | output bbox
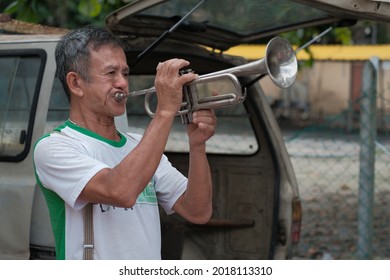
[34,124,85,154]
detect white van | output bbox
[0,0,388,260]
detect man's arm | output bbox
[173,110,216,224]
[79,59,198,208]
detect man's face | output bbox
[81,44,129,118]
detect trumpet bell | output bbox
[266,37,298,88]
[202,37,297,89]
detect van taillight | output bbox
[292,197,302,244]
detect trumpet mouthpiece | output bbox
[114,92,129,102]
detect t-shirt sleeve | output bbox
[34,134,107,210]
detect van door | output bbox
[0,48,47,259]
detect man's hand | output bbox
[154,58,198,117]
[187,109,217,148]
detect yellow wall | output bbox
[226,44,390,61]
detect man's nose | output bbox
[115,73,128,88]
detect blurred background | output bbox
[1,0,389,260]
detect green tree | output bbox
[1,0,131,28]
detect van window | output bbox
[0,50,44,161]
[127,75,258,154]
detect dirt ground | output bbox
[282,126,390,260]
[294,189,390,259]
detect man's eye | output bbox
[104,71,115,76]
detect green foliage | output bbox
[333,27,352,45]
[281,26,353,68]
[4,0,49,23]
[2,0,127,28]
[78,0,102,18]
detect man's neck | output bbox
[69,113,119,141]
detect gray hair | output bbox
[55,26,125,101]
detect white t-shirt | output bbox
[33,120,187,260]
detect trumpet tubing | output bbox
[115,37,297,123]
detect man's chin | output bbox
[114,109,126,117]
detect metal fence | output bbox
[285,58,390,260]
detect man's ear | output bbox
[66,72,84,98]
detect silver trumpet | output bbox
[115,37,298,124]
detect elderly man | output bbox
[34,26,216,260]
